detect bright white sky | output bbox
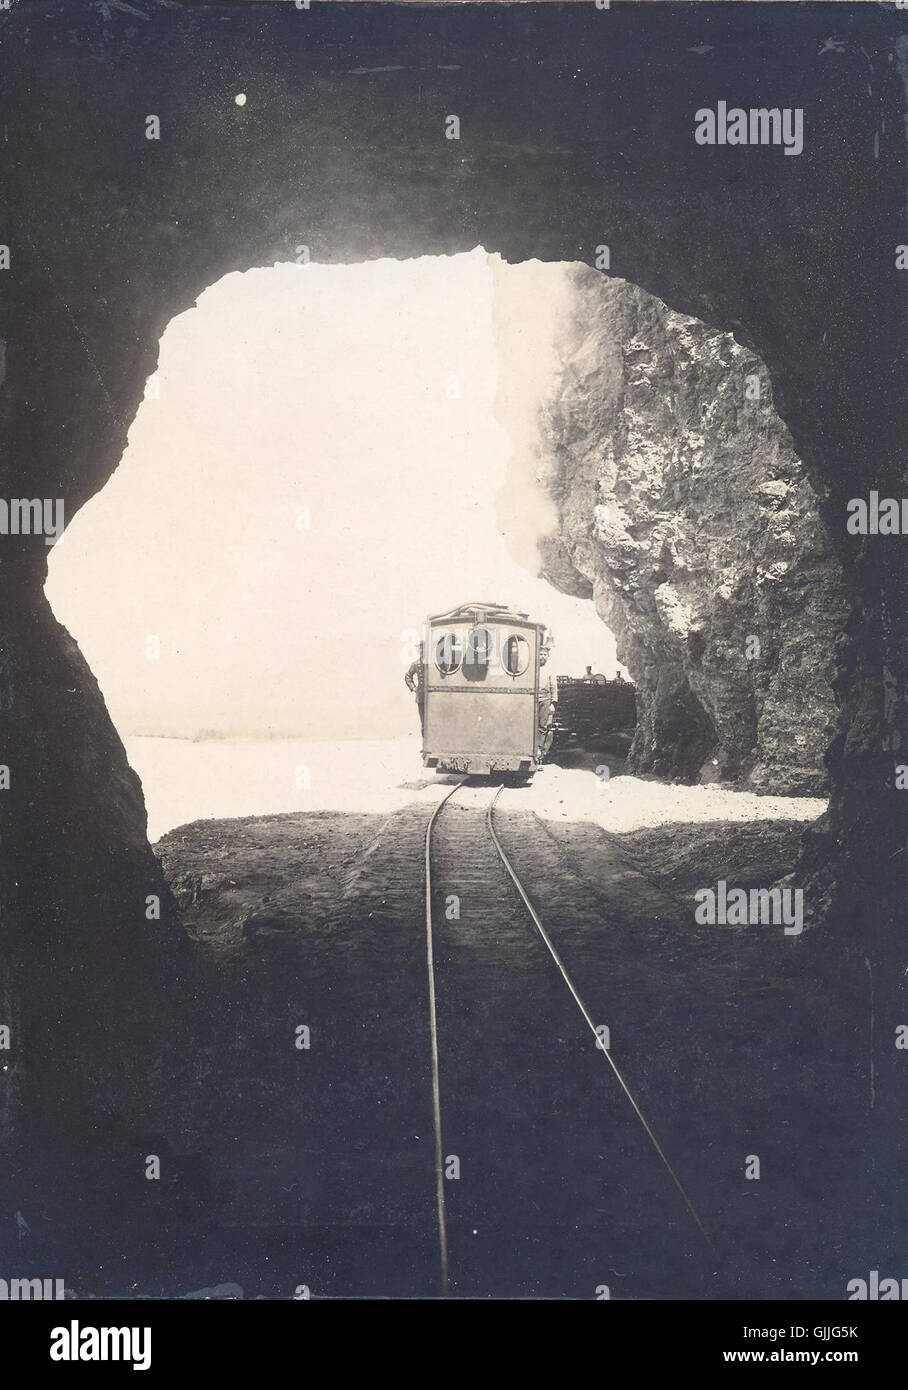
[47,250,621,739]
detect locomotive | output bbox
[418,601,549,779]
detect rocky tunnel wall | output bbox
[0,1,906,1155]
[535,267,850,795]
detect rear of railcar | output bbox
[421,603,545,777]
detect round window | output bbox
[434,633,463,675]
[503,634,530,677]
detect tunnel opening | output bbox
[33,234,847,1292]
[46,251,636,840]
[26,244,851,1224]
[44,250,845,846]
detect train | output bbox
[418,601,550,779]
[551,672,637,757]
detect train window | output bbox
[503,634,530,677]
[465,627,492,669]
[434,632,463,675]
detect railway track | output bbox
[423,777,714,1297]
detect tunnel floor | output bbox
[0,790,894,1301]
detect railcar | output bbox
[420,602,548,778]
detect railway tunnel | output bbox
[0,0,906,1295]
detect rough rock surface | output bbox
[537,269,849,794]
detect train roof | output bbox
[427,601,545,628]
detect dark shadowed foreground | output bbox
[0,798,895,1301]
